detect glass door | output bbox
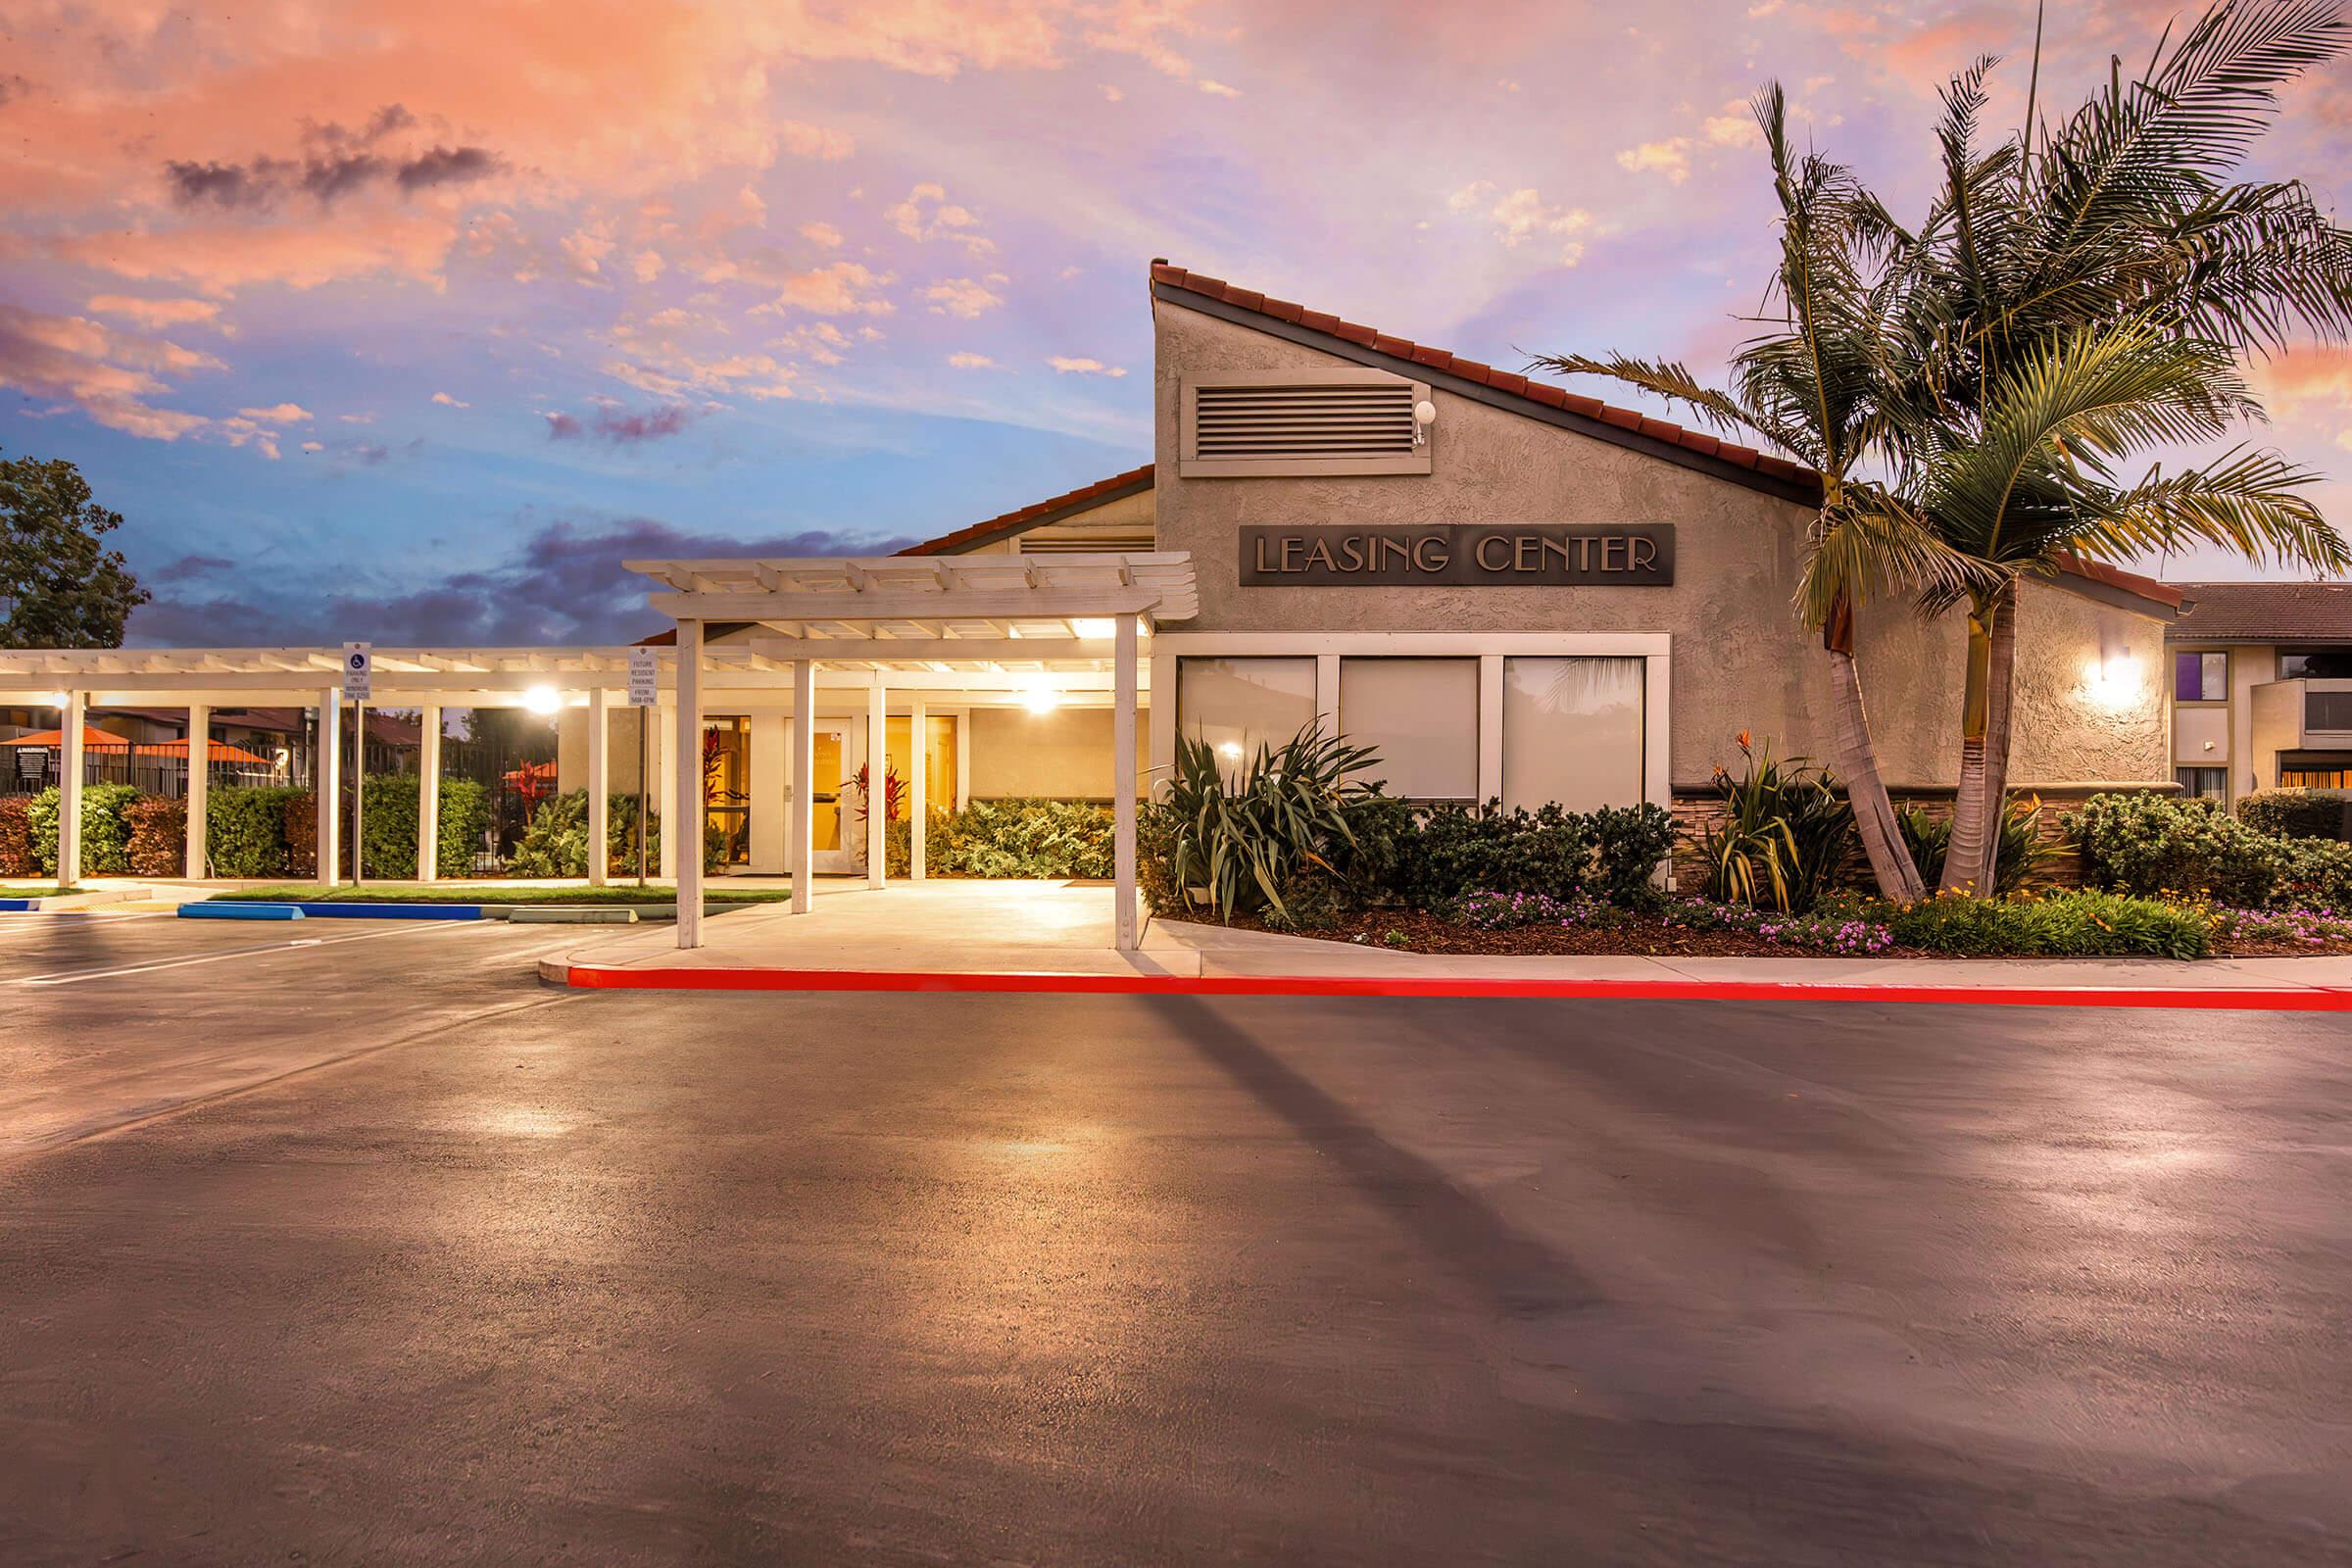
[703,716,750,868]
[800,720,855,872]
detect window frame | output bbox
[2172,647,2230,705]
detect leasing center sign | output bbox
[1241,524,1674,587]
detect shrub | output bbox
[1897,793,2063,898]
[1588,803,1677,911]
[1403,801,1596,908]
[18,784,144,878]
[282,789,318,875]
[1149,723,1377,923]
[78,782,139,874]
[2068,793,2285,907]
[2240,788,2348,841]
[889,798,1117,879]
[125,795,186,876]
[2278,836,2352,913]
[360,773,421,878]
[1699,734,1852,911]
[0,794,35,877]
[437,777,492,876]
[1886,888,2209,959]
[207,787,303,878]
[506,790,663,879]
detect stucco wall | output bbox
[968,705,1150,799]
[1152,300,2171,789]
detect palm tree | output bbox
[1913,1,2352,892]
[1532,87,1986,901]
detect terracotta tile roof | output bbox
[896,463,1157,557]
[2048,552,2185,612]
[1149,262,1825,492]
[2164,579,2352,642]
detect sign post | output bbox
[341,643,372,885]
[627,647,658,887]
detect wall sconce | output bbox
[1020,673,1060,714]
[2082,653,2144,710]
[522,685,563,715]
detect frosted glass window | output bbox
[1177,657,1318,771]
[1339,658,1480,801]
[1501,657,1644,810]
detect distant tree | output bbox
[0,451,150,648]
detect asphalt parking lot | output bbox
[2,911,2348,1564]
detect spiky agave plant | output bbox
[1152,721,1381,923]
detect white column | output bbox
[317,691,341,887]
[674,621,704,949]
[586,688,611,888]
[1114,614,1139,952]
[417,705,442,881]
[789,660,815,913]
[184,702,210,878]
[1476,655,1504,806]
[865,678,886,889]
[57,691,84,886]
[908,696,928,880]
[656,700,678,879]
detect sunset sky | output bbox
[5,0,2351,648]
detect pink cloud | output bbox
[58,216,456,297]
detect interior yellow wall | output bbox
[967,706,1151,800]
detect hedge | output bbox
[883,798,1114,879]
[0,794,36,877]
[2069,792,2352,912]
[207,787,306,878]
[2239,788,2349,842]
[125,796,186,876]
[18,784,142,879]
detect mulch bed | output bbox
[1201,906,2352,959]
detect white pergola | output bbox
[629,552,1198,952]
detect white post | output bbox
[674,621,704,949]
[416,705,442,882]
[656,699,678,879]
[317,690,341,887]
[789,660,815,913]
[908,696,928,881]
[57,691,84,886]
[1114,614,1139,952]
[865,679,886,889]
[586,688,610,888]
[184,702,210,879]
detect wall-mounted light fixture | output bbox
[522,685,563,715]
[1020,673,1060,714]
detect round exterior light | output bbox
[1021,673,1060,714]
[522,685,563,715]
[1414,400,1437,426]
[2082,655,2143,710]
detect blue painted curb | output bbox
[0,898,41,911]
[181,903,306,920]
[208,901,486,921]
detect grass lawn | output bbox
[213,884,795,906]
[0,886,74,899]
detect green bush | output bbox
[2240,788,2348,841]
[78,782,139,874]
[2068,793,2287,907]
[207,787,303,878]
[2278,836,2352,913]
[1897,794,2063,898]
[507,790,663,878]
[1588,803,1677,911]
[360,773,420,878]
[19,783,143,878]
[1149,724,1376,925]
[282,789,318,875]
[1698,735,1852,911]
[437,777,491,876]
[1402,801,1597,908]
[125,795,185,876]
[886,797,1116,880]
[1885,888,2210,959]
[0,794,35,877]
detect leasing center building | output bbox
[899,262,2180,820]
[0,259,2183,913]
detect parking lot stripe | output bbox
[9,922,481,988]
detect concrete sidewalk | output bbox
[537,879,2352,1004]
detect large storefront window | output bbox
[1501,657,1644,810]
[1176,657,1318,768]
[1339,658,1479,801]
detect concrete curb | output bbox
[537,959,2352,1010]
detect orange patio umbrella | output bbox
[133,738,274,765]
[4,725,131,748]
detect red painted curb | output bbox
[555,963,2352,1010]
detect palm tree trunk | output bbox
[1972,579,2019,894]
[1942,594,1991,894]
[1823,599,1925,904]
[1941,580,2017,895]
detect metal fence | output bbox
[1,737,414,797]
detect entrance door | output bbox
[796,719,856,873]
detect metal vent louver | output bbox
[1181,370,1432,476]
